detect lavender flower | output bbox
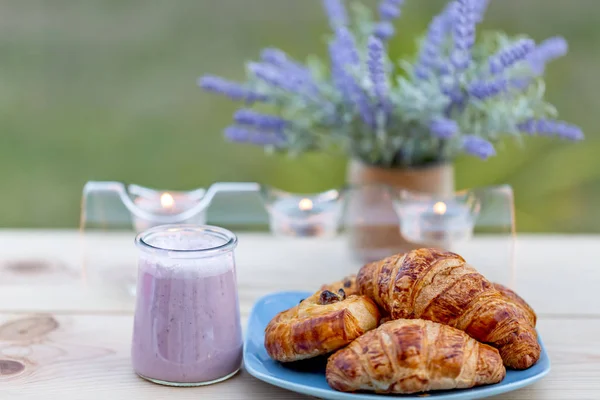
[329,27,359,99]
[452,0,477,72]
[329,42,348,97]
[414,66,429,80]
[248,62,315,96]
[333,27,360,66]
[528,36,568,75]
[367,36,389,111]
[489,39,535,74]
[473,0,490,23]
[430,117,459,138]
[260,48,312,79]
[379,0,404,21]
[322,0,347,30]
[374,21,395,41]
[462,135,496,159]
[234,109,288,130]
[198,75,267,102]
[414,15,446,79]
[440,1,459,34]
[468,77,508,99]
[518,119,584,141]
[329,28,374,127]
[224,125,285,146]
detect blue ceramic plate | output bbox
[244,291,550,400]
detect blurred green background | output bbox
[0,0,598,231]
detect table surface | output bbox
[0,230,599,400]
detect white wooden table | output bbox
[0,230,599,399]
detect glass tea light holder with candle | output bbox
[394,190,481,248]
[131,224,243,386]
[392,185,517,286]
[261,186,345,238]
[128,184,206,232]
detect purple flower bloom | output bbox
[414,15,446,79]
[248,62,316,96]
[260,48,311,79]
[462,135,496,159]
[518,119,584,141]
[414,65,430,80]
[489,39,535,74]
[333,27,360,66]
[329,28,374,127]
[430,117,459,138]
[367,36,389,111]
[234,109,288,131]
[322,0,347,30]
[473,0,490,22]
[260,48,318,94]
[528,36,568,75]
[440,1,459,34]
[468,77,508,99]
[374,21,395,41]
[379,0,404,21]
[440,76,465,104]
[452,0,477,72]
[224,125,285,146]
[198,75,267,102]
[329,27,359,99]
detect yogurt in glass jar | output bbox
[131,224,242,386]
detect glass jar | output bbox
[131,225,243,386]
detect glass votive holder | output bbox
[129,185,207,233]
[262,187,345,238]
[393,190,480,249]
[131,225,243,386]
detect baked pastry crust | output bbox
[321,275,359,297]
[493,283,537,326]
[357,248,540,369]
[326,319,506,394]
[264,290,380,362]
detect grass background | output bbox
[0,0,598,231]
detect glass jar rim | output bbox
[135,224,238,259]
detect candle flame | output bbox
[160,192,175,209]
[433,201,447,215]
[298,198,313,211]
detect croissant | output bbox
[326,319,506,394]
[357,248,540,370]
[493,283,537,326]
[264,289,380,362]
[320,274,359,297]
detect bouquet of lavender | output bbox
[198,0,583,167]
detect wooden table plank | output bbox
[0,313,598,399]
[1,231,599,316]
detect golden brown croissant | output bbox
[264,289,380,362]
[493,283,537,326]
[326,319,506,394]
[320,275,359,297]
[357,248,540,370]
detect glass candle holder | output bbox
[393,190,480,249]
[129,185,207,232]
[131,225,243,386]
[262,187,344,238]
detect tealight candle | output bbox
[264,188,344,238]
[132,190,205,232]
[394,194,479,248]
